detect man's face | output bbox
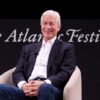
[41,14,60,41]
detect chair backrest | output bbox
[63,66,82,100]
[0,67,16,85]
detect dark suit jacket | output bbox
[13,39,76,90]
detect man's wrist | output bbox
[18,81,27,89]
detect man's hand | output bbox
[22,80,45,97]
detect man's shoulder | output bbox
[24,42,40,48]
[22,42,41,51]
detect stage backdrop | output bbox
[0,19,100,100]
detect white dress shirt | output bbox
[18,36,56,89]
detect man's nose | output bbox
[46,24,51,28]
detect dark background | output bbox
[0,1,100,100]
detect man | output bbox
[0,10,76,100]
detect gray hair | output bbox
[40,10,61,28]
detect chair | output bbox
[63,66,82,100]
[0,66,82,100]
[0,67,16,85]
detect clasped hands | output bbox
[22,80,45,97]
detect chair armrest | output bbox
[0,67,16,85]
[63,66,82,100]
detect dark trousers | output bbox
[0,83,62,100]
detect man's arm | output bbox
[13,45,28,85]
[48,43,76,88]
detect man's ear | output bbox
[57,26,61,32]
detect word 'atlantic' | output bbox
[4,28,100,43]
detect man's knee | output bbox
[0,84,25,100]
[38,83,61,100]
[39,83,54,93]
[0,84,9,90]
[38,83,60,97]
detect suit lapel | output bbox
[47,39,61,76]
[29,42,42,76]
[34,42,42,55]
